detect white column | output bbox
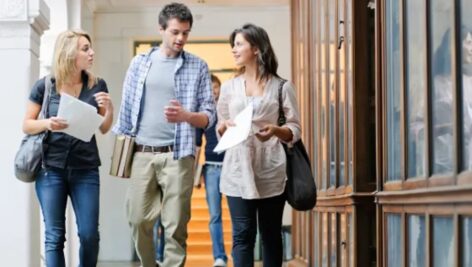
[0,0,49,266]
[39,0,68,75]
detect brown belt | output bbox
[135,144,173,153]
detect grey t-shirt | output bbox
[136,51,178,146]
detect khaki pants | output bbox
[126,151,194,267]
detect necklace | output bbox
[72,85,82,97]
[63,82,82,97]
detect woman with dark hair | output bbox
[216,23,301,266]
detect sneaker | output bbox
[156,259,163,266]
[213,258,227,267]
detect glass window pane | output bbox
[321,0,328,190]
[340,213,348,267]
[430,0,454,174]
[346,0,353,185]
[461,0,472,171]
[313,211,320,267]
[329,0,337,188]
[305,213,310,258]
[387,214,402,267]
[407,215,425,267]
[135,43,153,55]
[386,0,402,181]
[313,0,319,184]
[349,213,354,267]
[432,216,454,267]
[463,216,472,267]
[185,43,235,71]
[322,213,329,267]
[331,213,338,266]
[339,0,346,185]
[405,0,427,178]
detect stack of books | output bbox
[110,135,135,178]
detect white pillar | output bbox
[39,0,68,75]
[0,0,49,266]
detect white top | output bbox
[216,76,301,199]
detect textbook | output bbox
[193,146,204,187]
[110,135,135,178]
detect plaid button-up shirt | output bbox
[112,47,216,159]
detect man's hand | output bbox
[165,100,189,123]
[255,124,278,142]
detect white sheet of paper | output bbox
[213,104,253,153]
[56,93,104,142]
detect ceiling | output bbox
[85,0,290,12]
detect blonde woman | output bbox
[22,30,113,267]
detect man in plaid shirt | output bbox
[112,3,215,267]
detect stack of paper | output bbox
[56,93,104,142]
[213,104,253,153]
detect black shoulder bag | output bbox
[14,75,52,183]
[278,80,317,211]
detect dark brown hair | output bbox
[229,23,279,82]
[158,2,193,29]
[211,74,221,86]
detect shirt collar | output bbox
[147,47,186,71]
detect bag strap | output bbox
[39,75,52,119]
[277,79,287,126]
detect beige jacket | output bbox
[216,76,301,199]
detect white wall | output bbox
[91,5,291,261]
[0,0,49,266]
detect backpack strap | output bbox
[39,75,52,119]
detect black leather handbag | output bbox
[277,80,317,211]
[14,76,51,183]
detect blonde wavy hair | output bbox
[52,30,97,90]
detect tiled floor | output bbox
[97,261,287,267]
[98,262,140,267]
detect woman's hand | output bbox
[217,119,236,136]
[255,124,278,142]
[47,117,68,131]
[256,124,294,143]
[94,92,113,111]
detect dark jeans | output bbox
[35,167,100,267]
[154,216,165,262]
[227,193,285,267]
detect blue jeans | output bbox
[35,167,100,267]
[154,216,165,262]
[227,193,285,267]
[203,164,227,262]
